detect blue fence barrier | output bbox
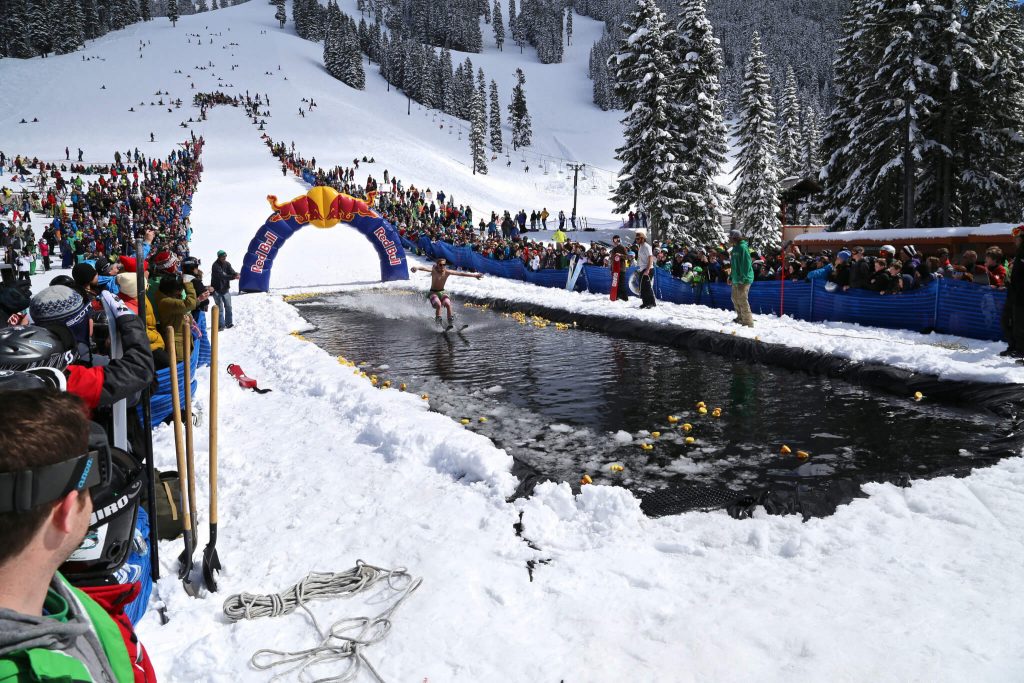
[145,330,202,426]
[420,239,1006,342]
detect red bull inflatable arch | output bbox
[239,186,409,292]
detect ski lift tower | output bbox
[567,162,585,228]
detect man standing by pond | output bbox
[211,250,239,331]
[635,229,656,309]
[730,229,754,327]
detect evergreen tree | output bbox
[122,0,141,26]
[565,5,572,46]
[470,68,489,175]
[140,0,151,21]
[324,2,345,81]
[817,0,872,230]
[56,0,86,53]
[481,0,491,23]
[83,0,101,39]
[610,0,685,241]
[438,48,455,115]
[673,0,729,244]
[370,20,383,61]
[30,0,53,56]
[507,67,532,149]
[167,0,178,26]
[510,0,525,53]
[197,0,209,13]
[6,0,35,58]
[731,31,781,252]
[821,1,945,230]
[589,25,621,110]
[944,2,1024,226]
[801,104,821,177]
[493,0,504,50]
[275,0,286,28]
[489,79,503,153]
[345,17,366,89]
[777,66,804,178]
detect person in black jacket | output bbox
[210,250,238,330]
[847,247,871,290]
[1001,226,1024,358]
[869,259,901,294]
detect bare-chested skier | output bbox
[411,258,483,329]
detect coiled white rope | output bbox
[222,561,422,682]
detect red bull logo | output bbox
[250,230,279,273]
[373,226,402,266]
[267,186,377,228]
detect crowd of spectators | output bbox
[262,137,1017,299]
[0,137,210,681]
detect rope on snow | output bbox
[222,560,422,682]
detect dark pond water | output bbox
[297,290,1012,511]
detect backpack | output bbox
[152,470,185,541]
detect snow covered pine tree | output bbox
[610,0,686,242]
[732,31,782,252]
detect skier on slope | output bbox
[410,258,482,330]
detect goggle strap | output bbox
[0,452,102,514]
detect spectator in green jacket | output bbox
[729,229,755,327]
[0,391,142,682]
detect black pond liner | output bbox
[458,293,1024,520]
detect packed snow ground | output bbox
[4,3,1024,681]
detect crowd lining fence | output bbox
[413,238,1006,342]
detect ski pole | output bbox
[202,306,222,592]
[183,324,198,542]
[134,240,160,587]
[167,327,198,597]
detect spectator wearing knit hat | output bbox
[29,285,92,359]
[115,272,167,369]
[71,263,98,295]
[20,285,154,415]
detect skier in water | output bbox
[411,258,482,329]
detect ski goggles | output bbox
[0,439,112,515]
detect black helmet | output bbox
[60,424,143,583]
[0,325,76,371]
[0,368,67,391]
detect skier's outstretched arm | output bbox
[448,271,483,280]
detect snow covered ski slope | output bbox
[3,2,1024,681]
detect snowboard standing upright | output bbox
[610,253,623,301]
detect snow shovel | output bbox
[167,327,199,597]
[182,326,198,542]
[202,307,223,592]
